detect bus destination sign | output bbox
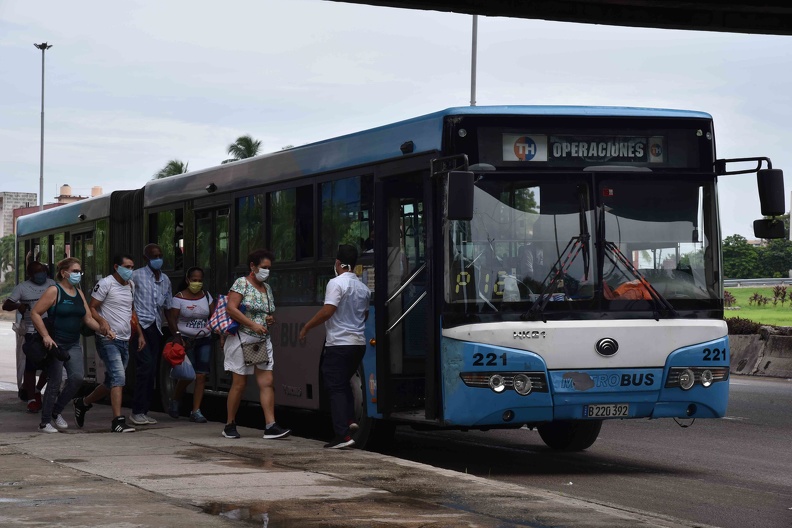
[502,134,665,164]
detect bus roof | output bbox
[16,192,116,237]
[144,105,711,208]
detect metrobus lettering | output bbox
[561,372,654,390]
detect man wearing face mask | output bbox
[128,243,173,426]
[75,254,144,432]
[3,261,56,413]
[298,244,371,449]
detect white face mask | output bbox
[255,268,270,282]
[333,264,339,277]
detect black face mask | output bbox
[32,272,48,285]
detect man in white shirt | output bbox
[2,261,56,411]
[299,244,371,449]
[73,254,143,433]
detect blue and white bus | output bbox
[15,106,785,450]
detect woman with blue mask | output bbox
[30,257,110,433]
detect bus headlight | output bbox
[700,369,714,387]
[678,369,695,390]
[489,374,506,393]
[512,373,532,395]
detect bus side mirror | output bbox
[757,168,785,216]
[447,171,474,221]
[753,218,786,239]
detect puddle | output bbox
[0,482,21,486]
[203,503,272,527]
[54,459,88,464]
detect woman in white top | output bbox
[166,267,215,423]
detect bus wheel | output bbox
[537,420,602,451]
[350,367,395,451]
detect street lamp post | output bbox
[34,42,52,212]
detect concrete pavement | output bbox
[0,320,711,527]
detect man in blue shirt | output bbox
[129,243,172,425]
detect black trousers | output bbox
[321,345,366,437]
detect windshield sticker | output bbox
[502,134,548,162]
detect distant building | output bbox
[0,192,37,238]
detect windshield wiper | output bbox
[522,233,589,322]
[523,185,590,322]
[603,241,679,320]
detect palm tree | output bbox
[222,135,262,164]
[153,159,189,179]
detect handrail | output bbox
[386,291,427,335]
[385,263,426,307]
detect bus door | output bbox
[71,230,98,382]
[375,173,430,416]
[194,207,230,391]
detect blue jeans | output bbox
[131,324,162,415]
[96,336,130,389]
[321,345,366,437]
[41,341,83,424]
[186,336,212,374]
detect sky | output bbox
[1,0,791,239]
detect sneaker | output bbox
[189,409,207,423]
[27,399,41,413]
[142,414,158,424]
[129,413,150,425]
[168,400,180,419]
[52,414,69,430]
[324,435,355,449]
[222,422,240,439]
[39,423,59,434]
[73,398,92,428]
[111,416,135,433]
[262,423,291,440]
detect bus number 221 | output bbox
[473,353,508,366]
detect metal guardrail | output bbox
[724,278,792,287]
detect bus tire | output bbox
[350,367,395,451]
[537,420,602,451]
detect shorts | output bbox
[223,331,274,376]
[96,335,130,389]
[185,336,212,375]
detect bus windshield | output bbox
[445,172,719,316]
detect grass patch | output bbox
[725,287,792,327]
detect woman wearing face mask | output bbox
[221,249,290,440]
[30,258,111,433]
[165,267,216,423]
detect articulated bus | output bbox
[15,106,785,450]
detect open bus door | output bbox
[374,172,435,420]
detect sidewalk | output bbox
[0,391,712,528]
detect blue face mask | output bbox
[32,272,48,285]
[148,258,164,270]
[117,266,133,282]
[68,272,82,285]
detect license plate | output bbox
[583,403,629,418]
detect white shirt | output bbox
[9,278,56,333]
[91,275,135,341]
[324,272,371,346]
[171,293,214,338]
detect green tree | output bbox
[0,234,15,277]
[153,159,189,179]
[222,135,262,164]
[722,234,760,279]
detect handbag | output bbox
[162,337,186,367]
[240,335,269,366]
[22,336,49,368]
[170,356,196,381]
[208,294,244,335]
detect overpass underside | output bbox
[332,1,792,36]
